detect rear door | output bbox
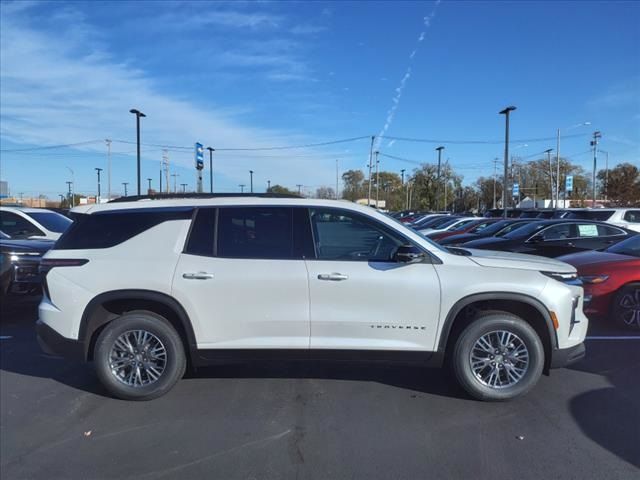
[304,207,441,352]
[531,223,578,257]
[172,206,311,349]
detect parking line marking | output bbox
[586,336,640,340]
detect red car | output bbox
[558,235,640,329]
[426,218,500,243]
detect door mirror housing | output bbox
[394,244,426,263]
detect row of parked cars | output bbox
[392,209,640,330]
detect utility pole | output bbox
[374,151,380,207]
[105,139,112,201]
[296,184,303,195]
[162,149,170,193]
[122,182,129,197]
[555,128,560,209]
[171,173,178,193]
[599,150,610,201]
[129,108,146,195]
[590,131,602,207]
[180,183,187,193]
[267,180,271,192]
[405,178,411,210]
[367,135,375,206]
[95,167,103,203]
[499,106,516,219]
[400,169,405,186]
[159,167,162,194]
[435,146,444,211]
[544,149,554,208]
[335,159,339,200]
[147,177,152,193]
[58,194,64,206]
[492,158,499,209]
[206,147,214,193]
[66,166,75,207]
[249,170,254,193]
[65,182,73,206]
[239,184,245,193]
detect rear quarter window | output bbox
[623,210,640,223]
[54,208,193,250]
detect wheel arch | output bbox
[79,289,198,363]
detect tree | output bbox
[598,163,640,206]
[267,184,299,196]
[341,169,365,201]
[475,176,502,210]
[315,186,336,199]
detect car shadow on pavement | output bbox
[567,344,640,469]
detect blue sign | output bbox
[566,175,574,192]
[195,142,204,170]
[512,183,519,197]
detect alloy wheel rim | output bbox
[109,330,167,387]
[619,289,640,327]
[470,330,529,389]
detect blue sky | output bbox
[1,0,638,198]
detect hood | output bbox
[558,250,635,268]
[464,248,576,273]
[0,238,54,254]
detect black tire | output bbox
[612,283,640,330]
[94,310,186,401]
[452,311,544,401]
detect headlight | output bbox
[579,274,609,284]
[541,271,581,284]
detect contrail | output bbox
[375,0,441,150]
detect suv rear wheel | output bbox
[94,310,186,400]
[452,311,544,401]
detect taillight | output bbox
[39,258,88,275]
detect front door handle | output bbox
[317,273,349,281]
[183,272,214,280]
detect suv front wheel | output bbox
[94,311,186,401]
[452,311,544,401]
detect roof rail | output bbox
[108,192,301,203]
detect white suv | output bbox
[37,195,588,401]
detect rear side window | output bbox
[623,210,640,223]
[596,224,626,237]
[0,211,45,238]
[24,211,72,233]
[217,207,294,259]
[54,208,192,250]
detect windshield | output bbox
[448,219,477,231]
[469,220,510,235]
[25,211,72,233]
[495,221,532,237]
[502,221,548,239]
[606,235,640,257]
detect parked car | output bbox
[483,208,523,218]
[426,218,500,243]
[37,195,587,401]
[410,215,458,231]
[558,236,640,329]
[564,208,640,232]
[0,206,72,240]
[439,219,535,246]
[418,217,477,235]
[462,220,636,258]
[409,213,452,228]
[0,231,54,297]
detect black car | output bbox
[460,219,637,258]
[411,215,459,230]
[0,231,54,297]
[438,219,535,246]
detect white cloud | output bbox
[0,6,334,188]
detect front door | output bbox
[172,207,310,349]
[304,208,442,352]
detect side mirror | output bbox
[394,244,426,264]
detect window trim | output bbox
[527,222,628,243]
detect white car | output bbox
[0,206,72,240]
[37,195,587,401]
[418,216,477,235]
[602,208,640,233]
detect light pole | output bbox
[267,180,271,192]
[249,170,254,193]
[556,122,590,208]
[65,181,73,207]
[499,106,516,219]
[181,183,187,193]
[296,184,303,195]
[435,146,444,211]
[206,147,214,193]
[171,173,179,193]
[367,135,375,206]
[147,177,152,193]
[129,108,146,195]
[543,149,554,207]
[58,194,64,206]
[95,167,103,203]
[66,166,75,207]
[122,182,129,197]
[374,151,380,207]
[599,149,610,201]
[239,184,245,193]
[105,139,112,201]
[590,131,602,207]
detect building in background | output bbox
[0,180,8,199]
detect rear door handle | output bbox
[317,273,349,281]
[182,272,214,280]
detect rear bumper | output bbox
[550,342,586,369]
[36,319,85,361]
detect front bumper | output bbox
[550,342,586,369]
[36,319,85,361]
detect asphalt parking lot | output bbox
[1,298,638,480]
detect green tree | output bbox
[598,163,640,206]
[341,169,365,201]
[267,184,299,196]
[315,186,336,199]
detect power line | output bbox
[0,139,104,153]
[379,133,589,145]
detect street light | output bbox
[129,108,146,195]
[122,182,129,197]
[590,131,602,207]
[249,170,254,193]
[206,147,215,193]
[95,167,103,203]
[147,177,152,193]
[556,122,590,208]
[239,184,245,193]
[499,106,516,219]
[544,149,554,207]
[181,183,188,193]
[435,146,444,211]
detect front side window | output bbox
[310,208,404,261]
[0,211,44,238]
[217,207,294,259]
[538,223,576,241]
